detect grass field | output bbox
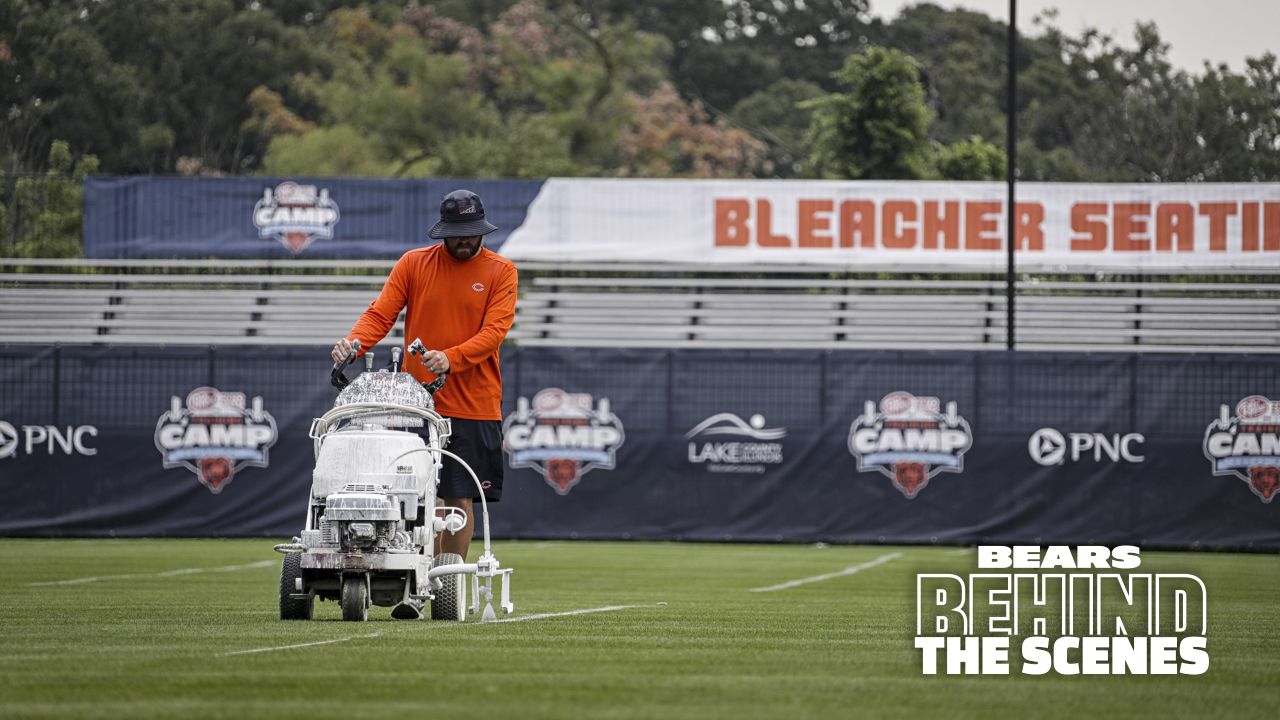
[0,539,1277,720]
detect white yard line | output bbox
[944,548,974,556]
[222,632,384,656]
[483,604,652,624]
[27,559,275,586]
[221,604,656,656]
[749,551,903,592]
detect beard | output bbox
[444,236,483,260]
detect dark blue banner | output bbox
[1,345,1276,548]
[83,176,544,258]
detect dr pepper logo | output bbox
[154,387,278,494]
[253,181,340,254]
[1203,395,1280,503]
[503,388,625,496]
[848,391,972,499]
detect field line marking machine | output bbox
[274,339,514,623]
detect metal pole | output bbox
[1005,0,1018,350]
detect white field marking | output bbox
[222,632,384,657]
[945,548,974,556]
[749,552,903,593]
[482,604,653,624]
[27,559,275,587]
[224,604,658,654]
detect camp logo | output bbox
[685,412,785,474]
[154,387,278,494]
[1203,395,1280,503]
[252,181,340,254]
[503,388,625,495]
[848,391,972,499]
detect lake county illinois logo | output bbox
[686,412,785,474]
[252,181,340,254]
[1203,395,1280,503]
[848,391,972,499]
[503,388,625,495]
[154,387,278,494]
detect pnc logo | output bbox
[1028,428,1145,466]
[0,421,15,458]
[0,420,98,459]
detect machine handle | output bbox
[408,337,448,395]
[329,339,362,390]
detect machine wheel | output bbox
[430,553,467,621]
[340,574,369,622]
[279,553,313,621]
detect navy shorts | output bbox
[431,418,503,502]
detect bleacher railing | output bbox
[2,258,1276,352]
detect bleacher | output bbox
[2,258,1277,352]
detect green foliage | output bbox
[731,79,825,177]
[3,0,1279,183]
[881,4,1008,146]
[257,2,754,179]
[805,47,934,180]
[1,0,320,175]
[1,141,98,258]
[936,135,1006,180]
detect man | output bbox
[331,188,518,567]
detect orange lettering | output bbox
[882,200,917,249]
[1242,202,1259,252]
[839,200,876,248]
[1071,203,1107,251]
[1155,203,1194,252]
[755,199,790,247]
[965,201,1001,251]
[1198,202,1237,252]
[798,199,834,248]
[714,199,750,247]
[923,201,960,250]
[1113,202,1151,252]
[1265,203,1280,251]
[1015,202,1044,251]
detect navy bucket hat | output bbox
[428,189,499,239]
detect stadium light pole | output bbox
[1006,0,1018,350]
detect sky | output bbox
[868,0,1279,74]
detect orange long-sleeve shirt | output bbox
[347,245,518,420]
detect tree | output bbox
[880,4,1009,147]
[0,1,144,175]
[255,1,751,178]
[935,135,1005,180]
[0,0,321,175]
[730,79,824,177]
[614,83,765,178]
[1,140,98,258]
[1193,54,1280,181]
[805,47,934,179]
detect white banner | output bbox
[500,179,1280,270]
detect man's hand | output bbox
[422,349,450,375]
[331,338,357,364]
